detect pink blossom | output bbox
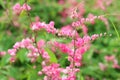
[8,49,17,56]
[0,51,6,56]
[83,36,91,43]
[42,51,50,60]
[37,40,45,49]
[22,3,31,11]
[13,42,21,49]
[31,22,41,30]
[95,0,113,10]
[21,38,32,48]
[82,25,88,35]
[75,47,86,54]
[59,44,70,53]
[10,57,16,63]
[99,16,109,30]
[38,71,42,76]
[46,21,57,34]
[27,53,33,58]
[58,25,78,37]
[104,55,115,62]
[13,3,31,15]
[74,38,84,47]
[40,49,50,60]
[27,45,38,53]
[58,0,65,4]
[8,77,15,80]
[88,13,96,24]
[112,59,120,69]
[113,64,120,69]
[31,21,57,34]
[13,3,22,15]
[99,63,107,71]
[91,34,99,40]
[41,63,62,80]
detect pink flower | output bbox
[74,38,84,47]
[46,21,57,34]
[82,25,88,35]
[58,0,65,4]
[99,63,106,71]
[95,0,113,11]
[8,49,17,56]
[13,3,22,15]
[10,57,16,63]
[38,71,42,76]
[13,3,31,15]
[22,3,31,11]
[41,49,50,60]
[31,21,57,34]
[13,42,21,49]
[41,63,62,80]
[75,47,86,54]
[59,44,71,53]
[83,36,91,43]
[58,25,73,37]
[88,13,96,24]
[91,34,99,40]
[31,22,46,30]
[31,22,41,30]
[21,38,32,48]
[37,40,45,49]
[104,55,115,62]
[112,64,120,69]
[42,51,50,60]
[0,51,6,56]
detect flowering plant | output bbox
[0,0,120,80]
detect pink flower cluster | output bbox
[58,25,79,37]
[31,21,57,34]
[59,1,85,22]
[38,63,62,80]
[13,3,31,15]
[95,0,113,10]
[99,55,120,71]
[8,38,33,62]
[38,63,80,80]
[7,38,51,63]
[105,55,120,69]
[54,34,99,67]
[72,15,106,28]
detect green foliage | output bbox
[45,48,58,63]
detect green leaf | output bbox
[0,75,7,80]
[110,20,120,40]
[0,54,10,67]
[7,67,20,79]
[77,72,84,80]
[0,0,5,9]
[17,49,28,63]
[20,10,27,17]
[27,69,39,80]
[45,48,57,63]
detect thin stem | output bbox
[24,0,41,54]
[72,30,77,70]
[110,20,120,40]
[24,0,33,26]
